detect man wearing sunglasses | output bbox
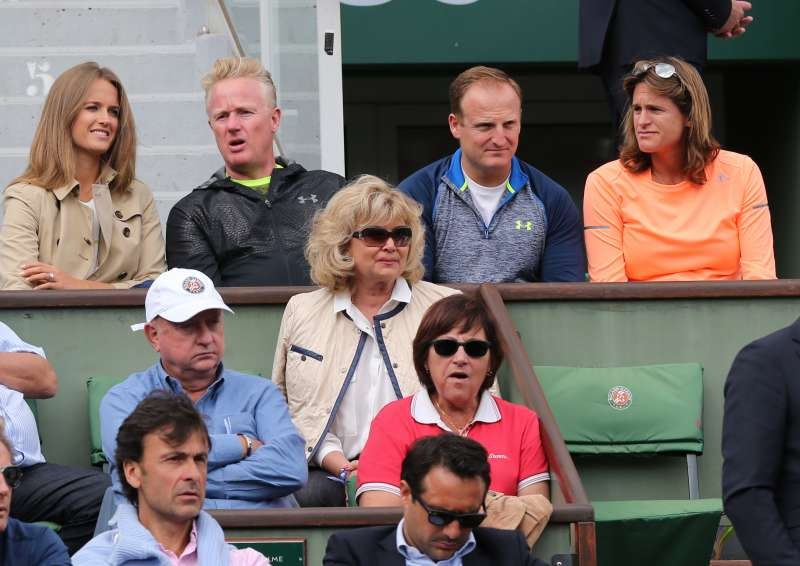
[399,66,584,285]
[323,435,547,565]
[0,322,110,555]
[0,420,71,565]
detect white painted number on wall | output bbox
[26,61,55,97]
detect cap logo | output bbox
[182,276,205,294]
[608,386,633,410]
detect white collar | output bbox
[411,389,501,431]
[333,277,412,314]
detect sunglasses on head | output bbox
[351,226,412,247]
[414,493,486,528]
[430,338,491,358]
[633,62,679,81]
[0,465,22,489]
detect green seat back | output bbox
[537,364,719,566]
[536,363,704,455]
[87,376,125,466]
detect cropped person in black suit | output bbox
[579,0,753,127]
[323,435,547,565]
[723,319,800,564]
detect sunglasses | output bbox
[633,62,680,81]
[430,339,491,358]
[0,465,22,488]
[351,226,412,247]
[414,493,486,528]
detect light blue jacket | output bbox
[72,503,230,565]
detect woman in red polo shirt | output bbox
[356,293,549,506]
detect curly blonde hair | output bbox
[306,175,425,291]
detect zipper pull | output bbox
[264,199,272,208]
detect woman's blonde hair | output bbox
[306,175,425,291]
[10,62,137,192]
[619,56,720,185]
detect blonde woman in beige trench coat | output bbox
[0,62,165,290]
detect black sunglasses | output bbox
[430,338,491,358]
[351,226,412,247]
[0,465,22,488]
[414,493,486,528]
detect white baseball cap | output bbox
[131,268,234,331]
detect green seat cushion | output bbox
[537,364,704,455]
[594,498,722,566]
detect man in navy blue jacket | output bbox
[399,66,584,284]
[324,435,547,565]
[723,319,800,564]
[0,421,70,565]
[579,0,753,127]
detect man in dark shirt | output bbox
[166,57,344,286]
[0,420,70,565]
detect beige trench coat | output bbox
[0,167,166,289]
[272,280,460,460]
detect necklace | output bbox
[433,398,475,437]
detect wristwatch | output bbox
[238,433,253,457]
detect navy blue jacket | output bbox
[723,319,800,564]
[0,518,70,565]
[579,0,732,70]
[324,524,547,565]
[399,151,584,283]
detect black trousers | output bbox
[11,462,111,554]
[293,467,347,507]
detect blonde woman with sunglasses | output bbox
[272,175,458,507]
[583,56,775,282]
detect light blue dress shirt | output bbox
[396,518,477,565]
[101,361,307,508]
[0,322,46,466]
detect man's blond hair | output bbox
[201,57,277,108]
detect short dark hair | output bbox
[401,435,491,497]
[413,293,503,396]
[115,390,210,504]
[449,66,522,117]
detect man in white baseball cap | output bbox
[98,268,307,515]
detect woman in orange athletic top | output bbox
[583,56,775,282]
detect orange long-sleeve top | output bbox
[583,150,776,282]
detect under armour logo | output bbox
[515,220,532,231]
[297,194,319,204]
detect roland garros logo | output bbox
[608,386,633,410]
[182,276,205,294]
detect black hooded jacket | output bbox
[166,158,345,286]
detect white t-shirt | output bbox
[465,173,507,226]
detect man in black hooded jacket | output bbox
[166,57,344,286]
